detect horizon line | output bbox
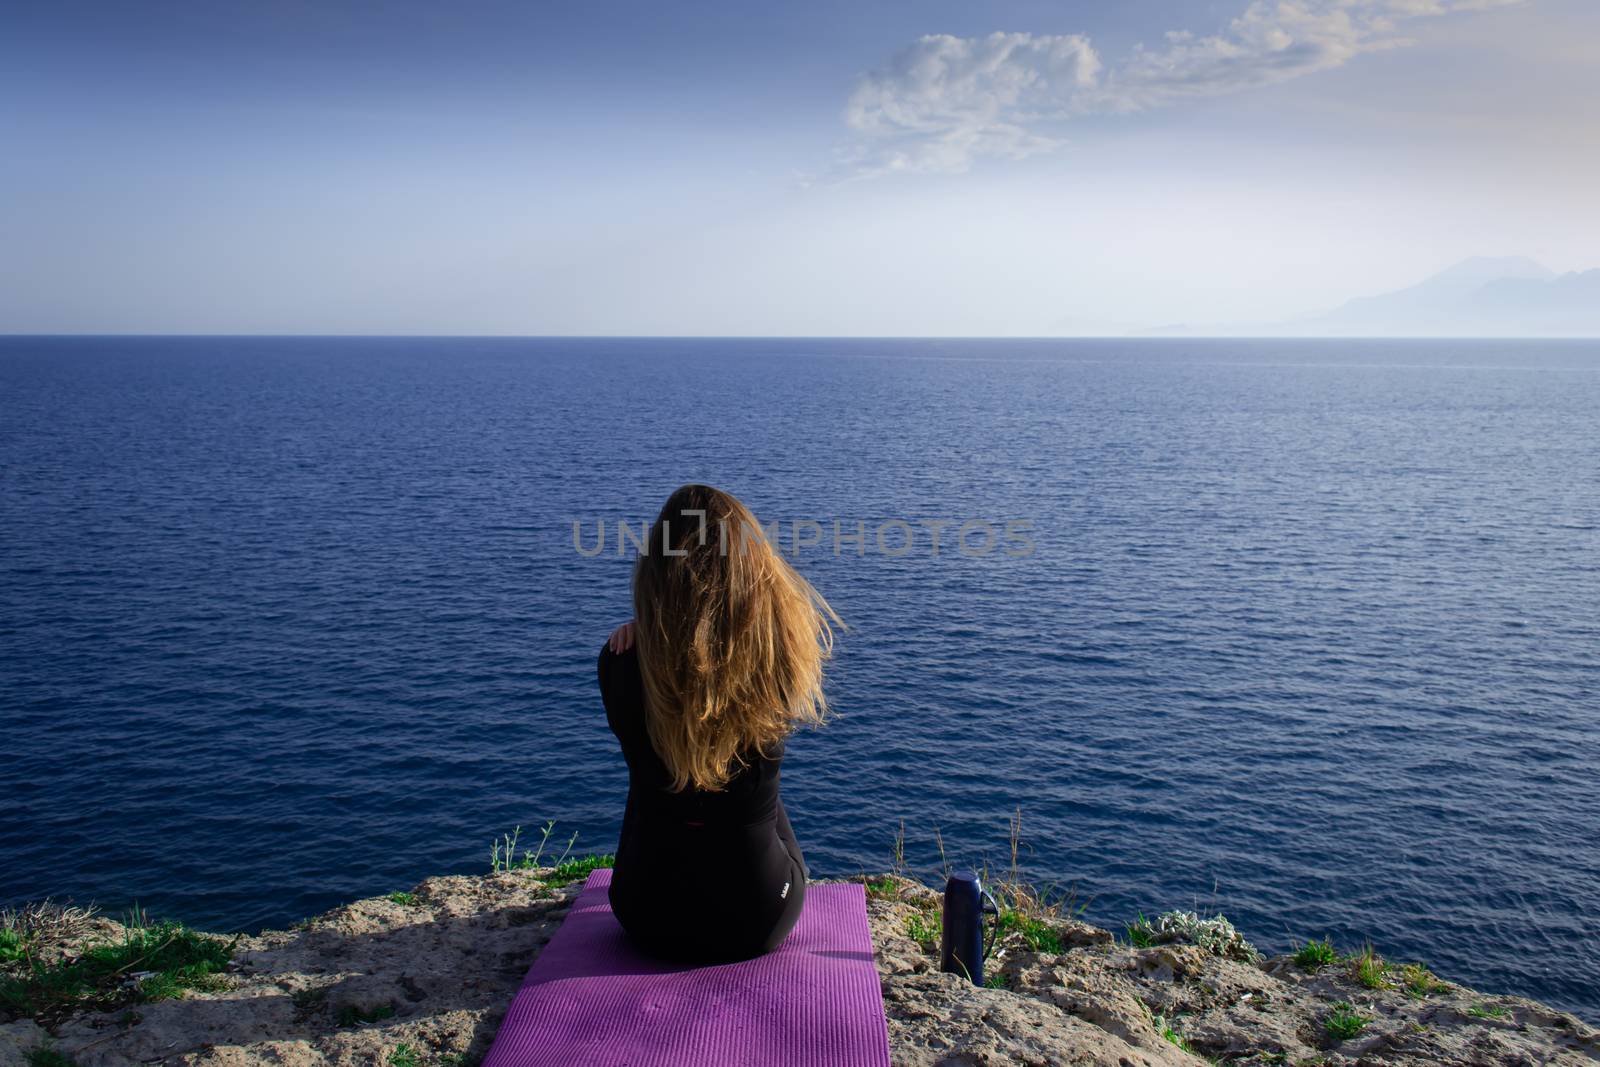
[5,333,1600,342]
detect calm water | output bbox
[2,336,1597,1018]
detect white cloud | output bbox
[842,32,1100,177]
[842,0,1531,176]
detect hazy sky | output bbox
[2,0,1597,335]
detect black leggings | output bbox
[610,803,808,965]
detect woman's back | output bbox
[599,642,807,963]
[599,642,784,829]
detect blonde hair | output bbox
[631,484,843,793]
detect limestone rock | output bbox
[2,870,1595,1066]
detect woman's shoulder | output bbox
[598,641,640,673]
[597,643,643,711]
[747,732,787,765]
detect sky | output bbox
[2,0,1597,335]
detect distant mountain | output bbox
[1297,257,1600,337]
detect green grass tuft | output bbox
[904,912,938,952]
[1324,1001,1369,1042]
[134,968,230,1001]
[996,909,1064,953]
[1164,1028,1197,1054]
[864,876,899,901]
[1349,943,1389,989]
[0,913,236,1021]
[1292,938,1337,970]
[538,854,615,888]
[386,892,418,907]
[1466,1003,1509,1019]
[1153,1014,1199,1056]
[1399,962,1443,999]
[388,1043,422,1067]
[1125,914,1155,948]
[0,928,27,964]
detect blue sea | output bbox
[2,336,1597,1019]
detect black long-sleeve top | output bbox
[597,642,784,832]
[598,641,808,961]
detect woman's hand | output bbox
[607,620,636,653]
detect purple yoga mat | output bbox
[481,867,892,1067]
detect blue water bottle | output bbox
[941,870,1000,986]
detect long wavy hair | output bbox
[632,484,843,793]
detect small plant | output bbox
[335,1002,396,1027]
[1005,807,1023,886]
[519,820,560,869]
[891,818,907,876]
[1140,910,1260,961]
[2,901,99,948]
[1125,914,1155,948]
[136,967,231,1001]
[0,928,27,964]
[975,810,1091,928]
[492,821,605,880]
[387,892,418,907]
[1466,1003,1509,1019]
[983,972,1006,989]
[1324,1001,1368,1042]
[490,825,523,873]
[538,854,614,888]
[544,831,580,870]
[933,826,952,883]
[904,912,938,951]
[995,909,1064,953]
[389,1043,422,1067]
[1152,1014,1199,1055]
[1292,938,1337,971]
[863,876,899,901]
[1399,962,1442,999]
[25,1049,80,1067]
[1349,943,1389,989]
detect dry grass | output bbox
[978,807,1087,922]
[860,808,1086,926]
[1,901,101,948]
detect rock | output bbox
[2,870,1596,1066]
[20,870,579,1067]
[0,1020,49,1067]
[883,969,1199,1066]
